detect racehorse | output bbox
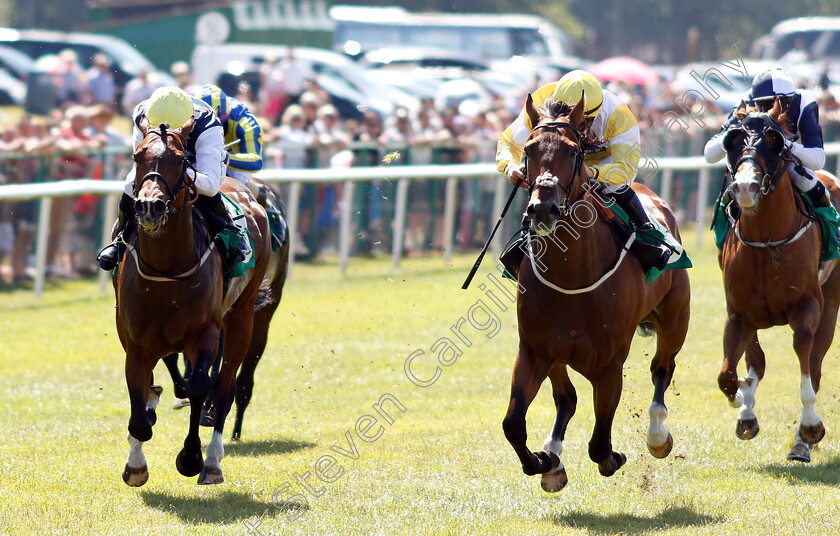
[162,178,290,441]
[717,99,840,462]
[116,118,272,486]
[503,94,690,492]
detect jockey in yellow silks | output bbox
[497,70,672,272]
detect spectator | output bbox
[83,53,116,107]
[276,46,308,106]
[170,61,197,94]
[258,55,286,125]
[121,69,157,115]
[273,104,315,258]
[55,48,85,106]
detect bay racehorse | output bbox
[717,99,840,462]
[162,178,290,441]
[503,94,690,492]
[116,118,272,486]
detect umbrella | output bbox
[590,56,657,86]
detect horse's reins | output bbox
[526,119,638,294]
[126,126,217,282]
[724,127,814,249]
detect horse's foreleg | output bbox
[732,334,764,440]
[123,348,153,486]
[199,310,256,484]
[788,297,824,460]
[540,364,575,492]
[502,344,557,478]
[232,351,261,442]
[176,337,218,478]
[719,310,755,403]
[646,285,688,459]
[589,362,626,477]
[162,352,189,408]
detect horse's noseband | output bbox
[133,128,198,220]
[529,121,585,211]
[726,124,785,197]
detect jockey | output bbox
[497,69,672,272]
[195,84,286,249]
[704,68,830,208]
[97,86,250,272]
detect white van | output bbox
[330,5,571,61]
[752,17,840,63]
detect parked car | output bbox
[0,44,36,83]
[752,17,840,64]
[191,43,418,120]
[0,27,172,90]
[0,67,26,105]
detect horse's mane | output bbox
[537,97,606,151]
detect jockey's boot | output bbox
[604,185,672,272]
[96,192,136,271]
[500,218,530,281]
[804,181,831,208]
[255,183,286,249]
[195,193,250,274]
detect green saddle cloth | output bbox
[605,199,693,283]
[219,192,256,277]
[711,190,840,263]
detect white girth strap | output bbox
[526,231,636,294]
[123,241,217,282]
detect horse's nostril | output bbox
[526,205,536,218]
[550,204,562,218]
[749,183,759,193]
[153,199,167,215]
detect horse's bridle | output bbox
[725,125,785,197]
[528,121,585,213]
[134,127,199,223]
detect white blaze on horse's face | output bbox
[731,160,762,211]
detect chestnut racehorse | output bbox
[116,119,272,486]
[503,94,690,492]
[717,100,840,462]
[162,178,290,441]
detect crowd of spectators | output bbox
[2,49,840,285]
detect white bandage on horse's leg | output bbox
[647,402,670,446]
[800,374,820,427]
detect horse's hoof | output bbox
[540,467,568,492]
[172,398,190,410]
[736,418,760,440]
[198,465,224,485]
[648,432,673,459]
[231,431,241,442]
[800,423,825,445]
[145,408,157,426]
[122,464,149,487]
[149,385,163,398]
[787,443,811,463]
[176,448,204,477]
[598,452,627,477]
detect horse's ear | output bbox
[735,101,748,121]
[139,116,151,135]
[525,93,540,129]
[569,90,585,128]
[768,97,782,120]
[179,116,195,138]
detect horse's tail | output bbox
[255,283,275,311]
[636,322,656,338]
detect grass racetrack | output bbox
[2,234,840,535]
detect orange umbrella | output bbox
[590,56,657,86]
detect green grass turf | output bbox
[2,235,840,535]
